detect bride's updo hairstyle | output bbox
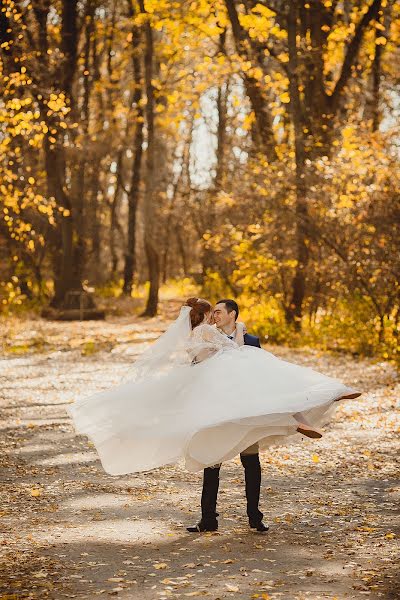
[185,297,212,329]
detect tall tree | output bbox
[44,0,80,306]
[138,0,160,316]
[285,0,308,328]
[123,0,144,295]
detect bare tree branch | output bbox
[329,0,382,110]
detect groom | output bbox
[187,299,268,533]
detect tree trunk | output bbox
[43,137,78,307]
[122,114,143,293]
[60,0,78,100]
[139,0,160,316]
[29,0,78,306]
[161,121,193,282]
[325,0,382,133]
[370,5,390,132]
[88,171,102,282]
[176,225,189,275]
[123,10,144,295]
[224,0,277,161]
[72,1,94,286]
[109,150,124,277]
[201,72,229,281]
[49,0,80,306]
[215,75,228,192]
[285,1,308,329]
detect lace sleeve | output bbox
[186,324,237,364]
[195,324,238,349]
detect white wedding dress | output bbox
[68,307,360,475]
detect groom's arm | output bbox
[243,332,262,348]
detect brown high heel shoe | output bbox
[335,390,362,401]
[296,423,323,439]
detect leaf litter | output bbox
[0,313,399,599]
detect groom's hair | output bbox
[216,299,239,321]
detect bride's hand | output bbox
[236,321,247,334]
[234,322,245,347]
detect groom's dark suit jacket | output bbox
[244,332,261,348]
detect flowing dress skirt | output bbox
[68,346,359,474]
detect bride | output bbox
[68,297,361,475]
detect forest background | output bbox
[1,0,399,363]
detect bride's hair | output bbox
[185,297,212,329]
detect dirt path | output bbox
[1,308,399,599]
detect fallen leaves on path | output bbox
[1,313,399,599]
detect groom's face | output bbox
[214,303,236,329]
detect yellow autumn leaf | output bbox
[312,454,320,463]
[273,516,281,523]
[285,513,294,522]
[30,488,41,497]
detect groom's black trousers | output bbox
[201,452,263,527]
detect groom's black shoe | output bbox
[187,465,220,533]
[186,520,218,533]
[249,520,269,532]
[240,453,267,531]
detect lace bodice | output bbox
[185,323,238,363]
